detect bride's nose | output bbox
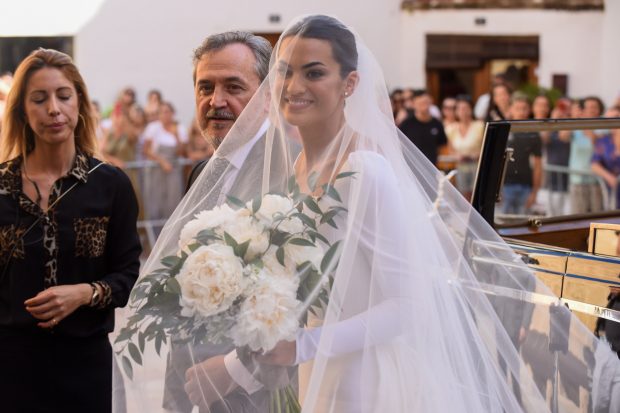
[285,72,306,95]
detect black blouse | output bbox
[0,152,141,337]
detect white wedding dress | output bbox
[114,14,620,413]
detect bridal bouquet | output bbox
[115,172,354,410]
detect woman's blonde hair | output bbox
[0,48,98,162]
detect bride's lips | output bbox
[284,97,313,111]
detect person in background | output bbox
[390,88,404,121]
[474,73,506,120]
[445,96,484,199]
[398,89,447,166]
[569,96,605,214]
[501,94,542,215]
[485,82,512,122]
[144,89,162,123]
[0,48,140,413]
[543,98,572,216]
[441,96,458,129]
[142,101,188,221]
[186,116,213,162]
[591,106,620,209]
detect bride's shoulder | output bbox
[346,151,395,181]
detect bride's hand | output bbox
[184,355,237,409]
[255,340,296,366]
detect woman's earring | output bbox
[344,91,349,97]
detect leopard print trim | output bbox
[0,159,21,197]
[74,216,110,258]
[0,224,26,267]
[68,151,90,183]
[93,280,112,309]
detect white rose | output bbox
[255,194,305,234]
[230,273,300,352]
[176,244,247,319]
[178,204,242,252]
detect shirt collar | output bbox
[0,149,90,196]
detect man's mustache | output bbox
[206,109,235,121]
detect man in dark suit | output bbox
[164,31,274,413]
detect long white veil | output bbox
[113,15,620,412]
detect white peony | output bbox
[287,243,324,269]
[254,194,304,234]
[176,244,247,319]
[230,273,301,352]
[219,214,269,261]
[178,204,241,252]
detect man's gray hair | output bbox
[192,31,272,83]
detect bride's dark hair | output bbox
[282,15,358,78]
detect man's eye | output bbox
[199,86,213,95]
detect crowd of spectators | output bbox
[1,73,619,227]
[390,80,620,218]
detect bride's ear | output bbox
[344,71,359,97]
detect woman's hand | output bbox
[160,159,173,173]
[254,340,296,366]
[184,355,236,409]
[24,283,92,328]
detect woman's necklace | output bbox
[23,168,44,207]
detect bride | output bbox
[116,15,620,412]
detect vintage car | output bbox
[470,117,620,412]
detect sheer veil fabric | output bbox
[114,15,620,412]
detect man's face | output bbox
[194,43,262,148]
[413,94,431,116]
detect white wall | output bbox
[75,0,403,125]
[399,9,614,101]
[75,1,619,125]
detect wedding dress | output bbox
[114,15,620,413]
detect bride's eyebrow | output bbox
[301,62,325,69]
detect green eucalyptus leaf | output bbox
[252,197,262,214]
[166,277,182,295]
[187,243,200,253]
[276,247,286,266]
[326,218,338,229]
[303,197,322,214]
[321,240,341,273]
[196,229,220,244]
[292,213,317,230]
[335,171,356,180]
[320,209,340,225]
[128,342,143,365]
[325,185,342,202]
[288,175,297,194]
[226,195,246,208]
[235,240,251,259]
[223,232,238,249]
[155,332,164,356]
[289,238,315,247]
[249,258,264,269]
[138,331,146,353]
[308,230,329,245]
[161,255,182,268]
[122,356,133,380]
